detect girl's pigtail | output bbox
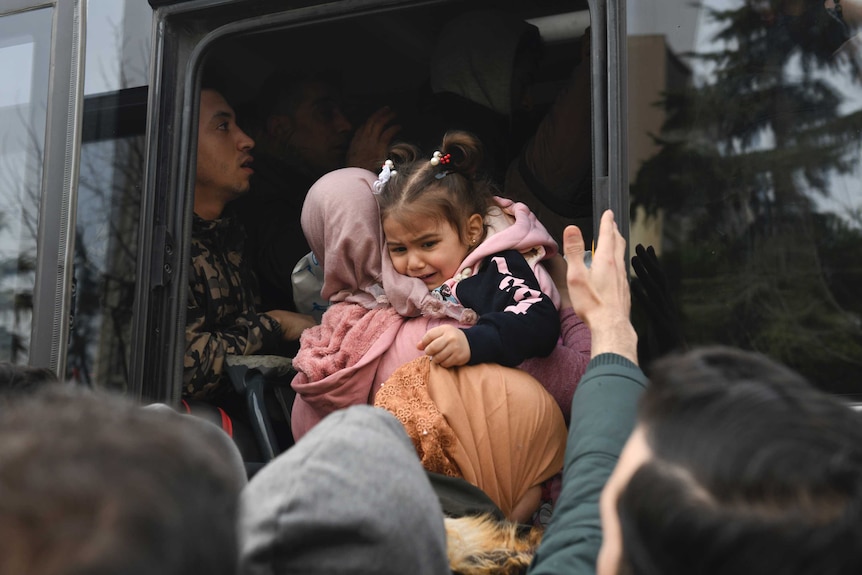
[440,131,484,179]
[389,142,420,166]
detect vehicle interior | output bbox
[202,0,590,124]
[149,0,598,463]
[135,0,607,409]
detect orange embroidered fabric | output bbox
[374,357,462,478]
[424,361,566,518]
[376,356,566,518]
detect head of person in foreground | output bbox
[598,345,862,575]
[0,386,244,575]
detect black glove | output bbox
[631,244,685,362]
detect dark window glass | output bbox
[628,0,862,395]
[0,7,53,364]
[68,0,151,388]
[69,135,144,389]
[85,0,151,94]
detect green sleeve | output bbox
[528,353,648,575]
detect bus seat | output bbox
[180,398,263,468]
[225,354,296,463]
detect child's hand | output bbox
[418,325,471,367]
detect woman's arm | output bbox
[519,307,591,423]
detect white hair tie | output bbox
[372,159,396,194]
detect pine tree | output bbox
[631,0,862,391]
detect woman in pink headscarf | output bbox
[291,167,590,521]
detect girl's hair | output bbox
[376,131,497,243]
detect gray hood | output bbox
[430,10,540,116]
[238,405,449,574]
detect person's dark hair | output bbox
[376,130,496,244]
[0,362,58,398]
[617,346,862,575]
[200,68,230,101]
[256,70,340,121]
[0,386,241,575]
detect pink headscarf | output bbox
[299,168,387,308]
[292,169,471,439]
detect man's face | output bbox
[596,426,652,575]
[195,89,255,202]
[273,81,353,176]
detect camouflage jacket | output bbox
[184,213,282,400]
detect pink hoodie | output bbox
[444,195,562,309]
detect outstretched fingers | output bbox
[563,224,588,291]
[564,210,638,363]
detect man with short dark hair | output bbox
[236,73,399,316]
[185,87,314,406]
[528,211,862,574]
[0,361,57,398]
[0,386,245,575]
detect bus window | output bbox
[71,130,146,390]
[627,0,862,394]
[84,0,151,94]
[205,2,593,292]
[140,0,602,400]
[0,7,52,365]
[68,0,151,390]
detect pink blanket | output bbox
[291,303,403,438]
